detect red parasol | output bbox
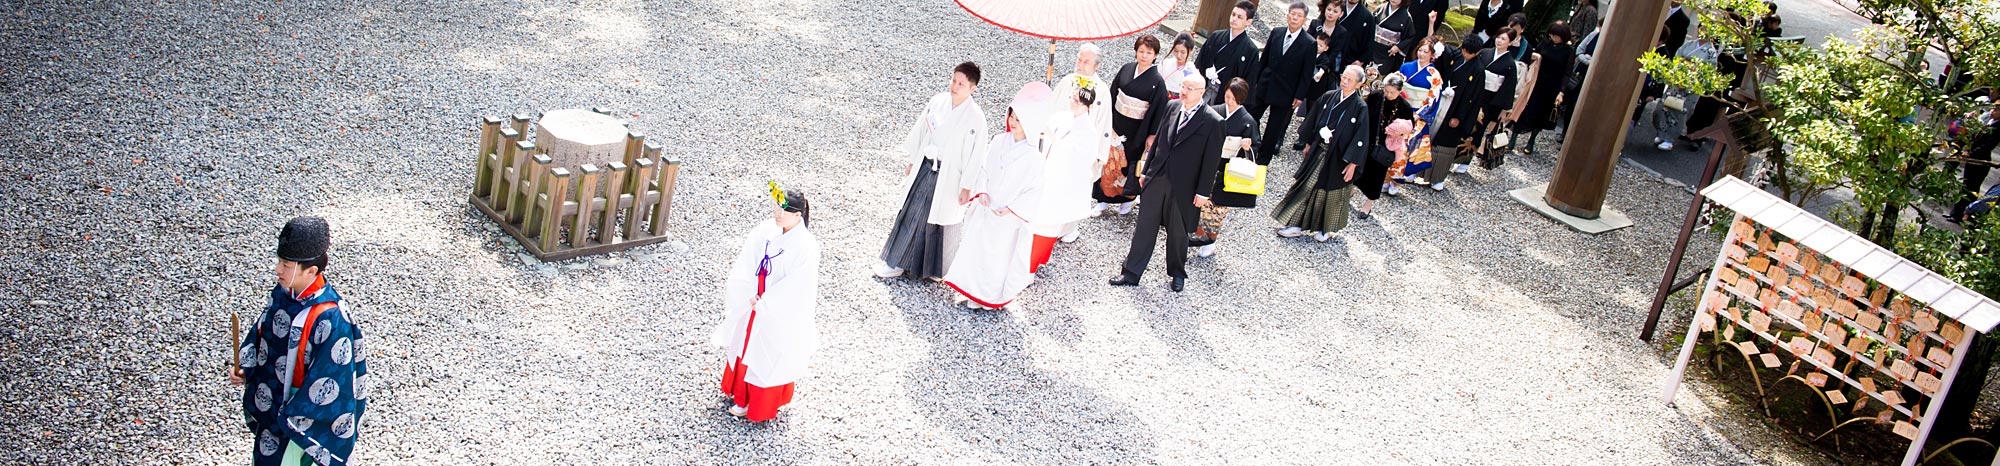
[955,0,1179,81]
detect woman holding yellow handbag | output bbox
[1191,78,1265,258]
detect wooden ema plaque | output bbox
[1674,215,1979,465]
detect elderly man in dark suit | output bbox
[1111,74,1225,292]
[1253,2,1318,157]
[1196,1,1263,105]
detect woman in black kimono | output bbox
[1360,74,1414,217]
[1191,78,1264,258]
[1098,35,1171,213]
[1370,0,1423,76]
[1512,22,1574,157]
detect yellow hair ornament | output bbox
[768,181,787,209]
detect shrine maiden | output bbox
[878,62,988,280]
[231,216,369,466]
[945,83,1054,310]
[714,186,821,421]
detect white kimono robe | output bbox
[901,92,989,226]
[1025,110,1107,237]
[1054,72,1116,150]
[943,134,1045,308]
[711,220,821,387]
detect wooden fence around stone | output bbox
[468,112,681,261]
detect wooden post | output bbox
[598,162,628,245]
[500,140,532,224]
[492,129,522,210]
[1902,330,1981,466]
[473,116,502,198]
[1662,213,1746,404]
[1192,0,1233,37]
[625,157,656,240]
[649,145,678,236]
[572,164,601,248]
[622,131,645,168]
[509,113,530,138]
[1545,0,1670,218]
[520,154,552,228]
[540,168,572,254]
[496,133,528,211]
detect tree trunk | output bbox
[1876,202,1902,247]
[1860,205,1880,240]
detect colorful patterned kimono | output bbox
[238,275,368,466]
[1397,61,1445,180]
[714,220,821,421]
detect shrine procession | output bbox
[10,0,2000,464]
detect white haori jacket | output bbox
[1054,72,1116,149]
[1025,110,1108,237]
[711,220,821,387]
[943,134,1045,306]
[901,92,989,226]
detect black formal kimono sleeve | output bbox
[1339,99,1372,166]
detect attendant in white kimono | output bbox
[1051,45,1116,243]
[1027,86,1106,274]
[714,187,820,422]
[877,62,988,280]
[944,83,1054,310]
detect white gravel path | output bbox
[0,0,1761,463]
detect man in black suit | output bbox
[1111,74,1225,292]
[1253,2,1318,157]
[1335,0,1375,69]
[1661,2,1692,58]
[1197,1,1263,105]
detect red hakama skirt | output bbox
[1029,235,1058,273]
[720,356,795,422]
[719,307,796,422]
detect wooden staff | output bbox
[230,311,241,368]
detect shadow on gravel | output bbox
[890,287,1158,463]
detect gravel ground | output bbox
[0,0,1765,464]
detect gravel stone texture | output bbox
[0,0,1763,464]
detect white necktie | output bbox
[1284,31,1295,54]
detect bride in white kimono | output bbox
[713,187,820,421]
[944,82,1055,310]
[1027,85,1107,274]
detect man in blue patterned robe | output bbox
[231,216,368,466]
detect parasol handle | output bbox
[1047,39,1056,83]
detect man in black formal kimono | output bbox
[1335,0,1376,69]
[1253,2,1317,157]
[1111,74,1225,292]
[1196,1,1263,106]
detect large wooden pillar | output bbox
[1544,0,1671,218]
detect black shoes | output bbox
[1108,275,1140,287]
[1170,277,1185,292]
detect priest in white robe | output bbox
[944,82,1054,310]
[878,62,989,280]
[1027,85,1107,273]
[714,187,821,421]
